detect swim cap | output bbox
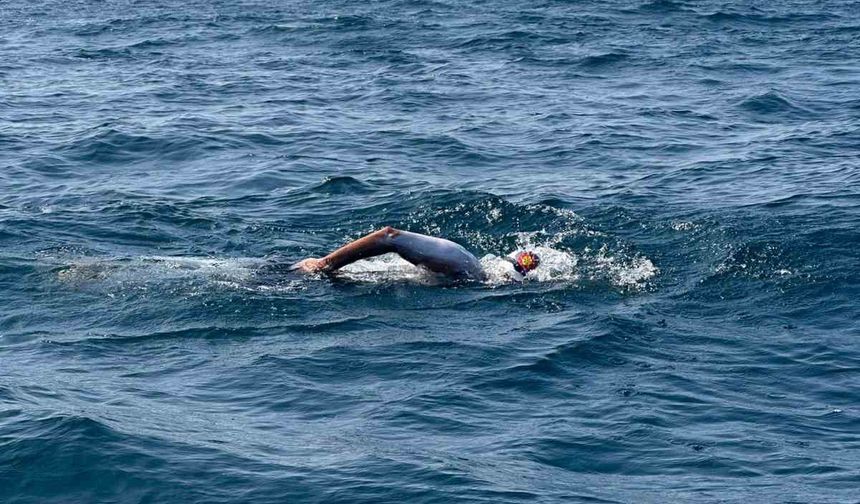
[512,251,540,276]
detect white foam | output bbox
[480,246,580,285]
[590,245,658,289]
[671,221,696,231]
[56,256,304,294]
[337,253,442,285]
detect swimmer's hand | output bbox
[292,258,326,273]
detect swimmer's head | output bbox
[512,251,540,276]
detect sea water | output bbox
[1,1,858,502]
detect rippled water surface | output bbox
[1,1,859,502]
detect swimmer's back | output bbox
[383,228,484,280]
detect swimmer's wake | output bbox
[53,223,656,291]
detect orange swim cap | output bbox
[514,251,540,275]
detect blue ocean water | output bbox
[1,0,859,502]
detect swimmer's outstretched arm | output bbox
[293,226,399,273]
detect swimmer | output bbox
[292,226,540,282]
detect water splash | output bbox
[337,253,442,285]
[336,242,655,291]
[589,245,659,289]
[480,245,579,285]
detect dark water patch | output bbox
[454,29,570,50]
[736,90,816,120]
[630,0,693,14]
[124,37,186,50]
[310,175,378,195]
[0,385,21,405]
[0,413,324,504]
[54,127,212,164]
[72,18,142,37]
[64,317,375,348]
[577,52,630,69]
[527,435,760,477]
[71,47,134,60]
[64,326,281,347]
[638,108,718,122]
[472,316,662,396]
[692,60,782,75]
[701,9,841,26]
[0,330,55,348]
[257,340,468,384]
[248,23,316,36]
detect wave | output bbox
[455,30,570,50]
[0,413,293,503]
[310,175,377,195]
[631,0,692,13]
[737,90,816,119]
[71,47,133,60]
[54,127,205,164]
[577,52,630,69]
[54,316,374,348]
[52,124,286,166]
[702,10,839,25]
